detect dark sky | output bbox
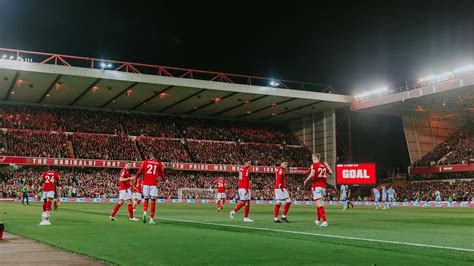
[0,0,472,176]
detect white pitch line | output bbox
[157,217,474,253]
[61,206,474,253]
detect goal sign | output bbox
[336,163,376,185]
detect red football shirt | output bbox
[41,170,60,192]
[311,162,329,189]
[275,166,286,189]
[238,167,250,189]
[132,178,143,193]
[215,178,226,193]
[136,159,165,186]
[118,168,131,190]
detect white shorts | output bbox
[118,189,132,201]
[217,193,226,200]
[143,185,158,198]
[274,189,291,203]
[436,196,441,201]
[382,195,387,202]
[312,187,325,201]
[238,188,251,201]
[374,196,380,202]
[133,192,142,201]
[42,191,55,200]
[340,193,347,201]
[388,197,395,202]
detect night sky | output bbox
[1,0,473,176]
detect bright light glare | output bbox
[1,54,6,59]
[269,80,279,87]
[355,87,389,99]
[100,62,107,68]
[453,65,474,74]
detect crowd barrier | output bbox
[4,197,473,207]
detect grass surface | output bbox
[1,202,473,265]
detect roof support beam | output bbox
[3,71,20,101]
[236,98,297,119]
[185,92,238,115]
[69,78,101,106]
[37,75,62,103]
[158,89,206,113]
[261,101,323,120]
[129,85,174,110]
[212,95,267,116]
[101,82,138,108]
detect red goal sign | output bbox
[336,164,376,185]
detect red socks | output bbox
[127,204,133,218]
[43,200,47,211]
[143,199,149,212]
[244,205,250,218]
[46,201,52,212]
[111,204,121,217]
[317,206,327,222]
[234,202,244,212]
[274,204,281,218]
[150,202,156,219]
[217,200,222,209]
[283,202,291,216]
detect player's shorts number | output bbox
[142,185,158,198]
[42,191,55,200]
[118,189,132,201]
[274,189,291,203]
[312,187,325,201]
[238,188,251,201]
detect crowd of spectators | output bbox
[0,104,300,144]
[137,137,191,163]
[72,135,141,161]
[396,180,473,202]
[413,122,473,167]
[2,131,68,158]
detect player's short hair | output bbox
[149,152,156,158]
[280,159,288,165]
[243,159,251,164]
[312,153,321,160]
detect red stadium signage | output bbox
[0,156,309,174]
[336,163,376,185]
[409,164,474,175]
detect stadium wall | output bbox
[402,114,466,164]
[290,110,336,184]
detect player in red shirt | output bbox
[273,160,291,223]
[215,177,226,212]
[109,162,138,222]
[135,152,166,224]
[304,153,333,227]
[230,159,253,222]
[132,177,143,214]
[39,169,61,226]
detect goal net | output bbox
[178,188,217,201]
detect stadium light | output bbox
[100,62,112,69]
[453,64,474,74]
[9,55,14,60]
[2,54,6,59]
[269,80,279,87]
[354,87,389,99]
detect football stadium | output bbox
[0,2,473,265]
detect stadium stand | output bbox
[412,122,473,167]
[0,104,310,166]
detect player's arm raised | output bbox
[304,168,315,186]
[324,161,333,175]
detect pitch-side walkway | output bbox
[0,232,107,265]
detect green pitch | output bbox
[1,202,473,265]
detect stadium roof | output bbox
[352,73,474,118]
[0,48,351,122]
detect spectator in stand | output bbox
[72,135,141,161]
